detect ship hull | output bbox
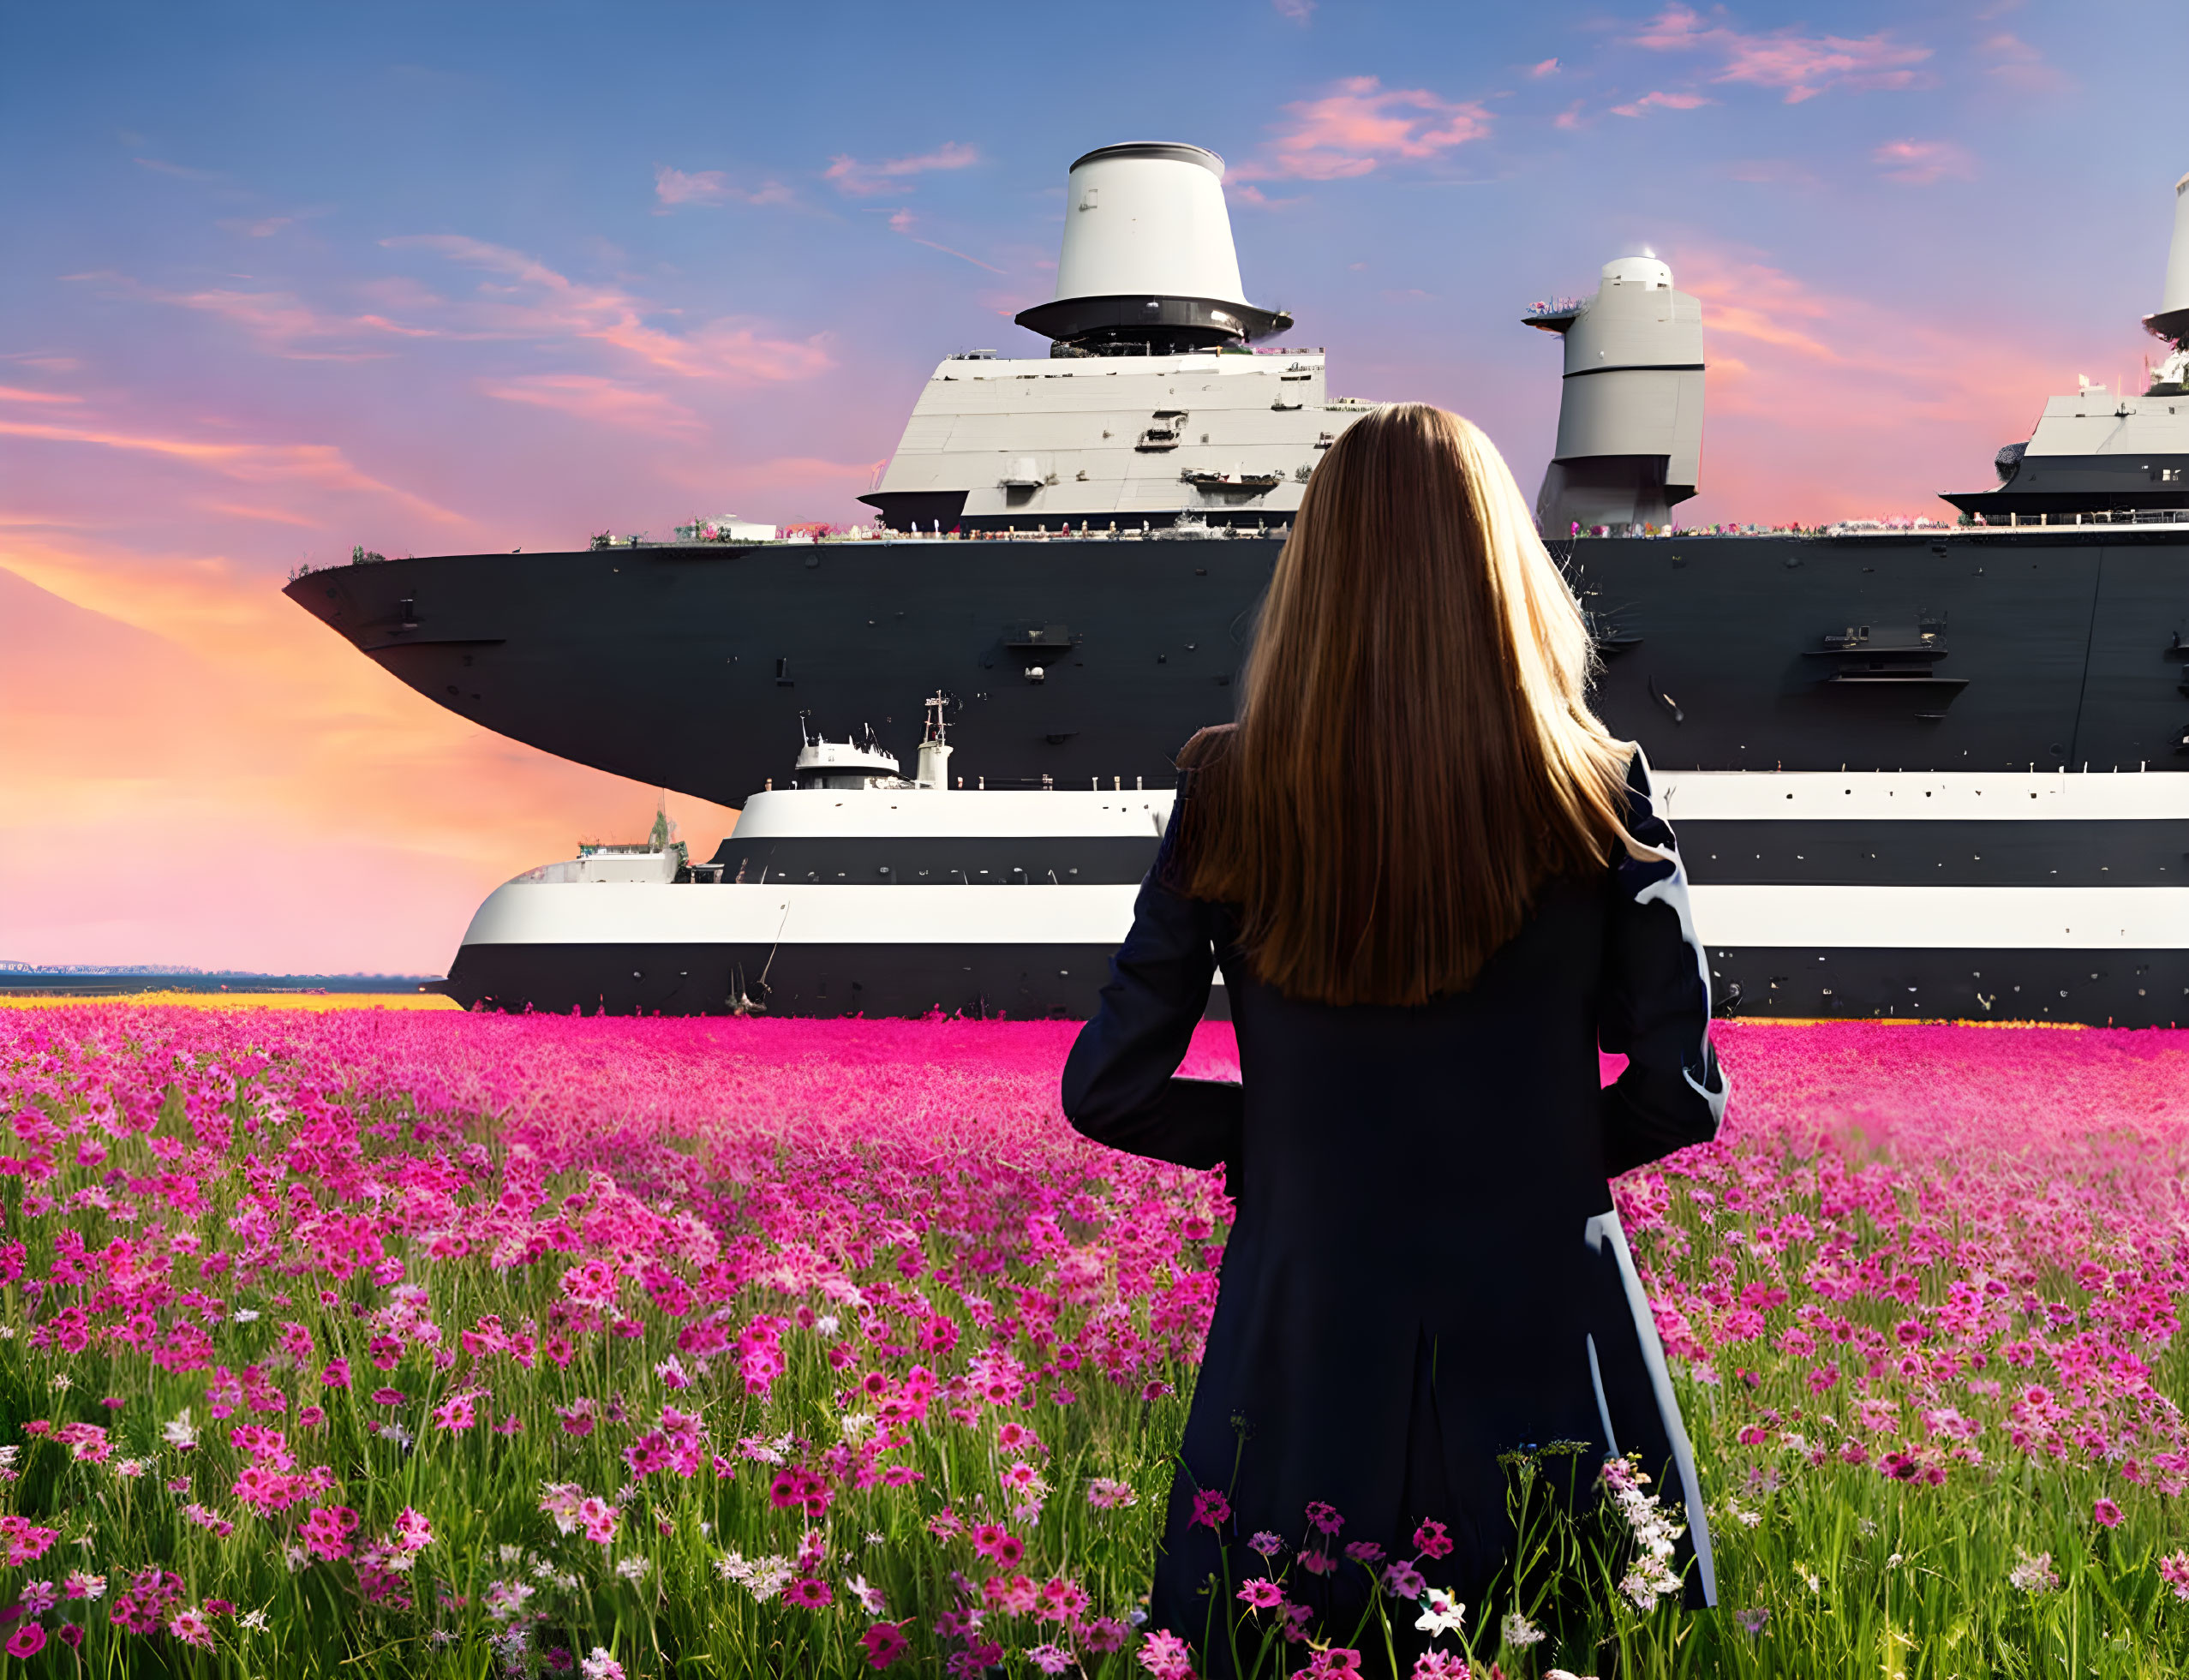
[285,526,2189,803]
[439,775,2189,1025]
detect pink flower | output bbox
[1236,1578,1283,1610]
[3,1624,42,1659]
[1383,1561,1426,1598]
[782,1575,831,1609]
[1305,1501,1343,1535]
[1189,1489,1230,1529]
[431,1395,475,1432]
[1410,1653,1471,1678]
[860,1621,909,1669]
[1247,1530,1284,1558]
[2158,1551,2189,1600]
[167,1608,212,1648]
[298,1505,359,1562]
[1413,1518,1453,1560]
[1305,1649,1363,1677]
[2093,1498,2124,1528]
[1135,1629,1196,1680]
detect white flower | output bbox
[239,1608,269,1631]
[1415,1588,1468,1637]
[374,1423,416,1450]
[1797,1565,1823,1595]
[614,1556,649,1581]
[1500,1611,1545,1647]
[499,1545,525,1567]
[847,1574,888,1615]
[580,1650,627,1680]
[48,1374,72,1391]
[814,1314,840,1337]
[2009,1549,2060,1593]
[840,1413,874,1442]
[232,1309,260,1324]
[162,1411,198,1450]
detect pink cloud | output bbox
[1227,180,1312,211]
[824,142,979,197]
[1872,139,1976,185]
[0,416,469,526]
[1648,243,2120,525]
[479,374,705,439]
[652,165,795,209]
[189,499,325,528]
[1552,101,1588,132]
[1632,4,1932,103]
[386,236,835,384]
[1979,33,2068,93]
[69,272,431,362]
[1531,57,1561,77]
[1611,89,1714,117]
[218,215,296,238]
[0,386,81,405]
[1231,76,1494,182]
[1272,0,1313,20]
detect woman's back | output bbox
[1059,404,1727,1677]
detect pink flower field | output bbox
[0,1006,2185,1678]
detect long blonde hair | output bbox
[1175,403,1636,1006]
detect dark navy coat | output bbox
[1062,749,1725,1671]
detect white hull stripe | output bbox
[1654,771,2189,822]
[1687,884,2189,949]
[463,881,2189,954]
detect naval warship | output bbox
[285,146,2189,1025]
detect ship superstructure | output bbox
[862,143,1369,533]
[1527,256,1706,535]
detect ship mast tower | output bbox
[1526,256,1706,535]
[1014,143,1293,356]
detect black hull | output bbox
[1705,945,2186,1027]
[443,940,1231,1021]
[286,528,2189,804]
[441,939,2186,1027]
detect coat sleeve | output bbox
[1060,804,1243,1171]
[1598,747,1729,1177]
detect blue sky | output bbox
[3,0,2185,969]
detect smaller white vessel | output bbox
[437,697,1207,1018]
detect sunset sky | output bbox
[3,0,2183,975]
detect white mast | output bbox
[915,693,954,791]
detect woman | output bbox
[1062,404,1725,1675]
